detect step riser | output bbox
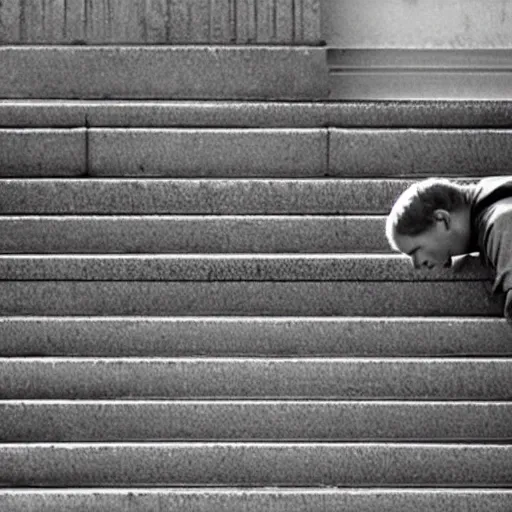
[1,359,510,399]
[0,216,391,253]
[0,129,85,177]
[0,255,491,281]
[1,444,511,486]
[1,318,510,357]
[0,281,502,317]
[1,128,511,177]
[2,100,512,128]
[0,179,474,215]
[2,490,512,512]
[2,402,511,442]
[0,47,328,100]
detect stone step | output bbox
[0,254,491,281]
[2,100,512,128]
[0,215,396,253]
[0,129,86,177]
[1,358,511,399]
[1,317,510,357]
[88,128,512,178]
[2,488,512,512]
[0,46,327,100]
[2,400,511,442]
[0,178,471,214]
[1,443,511,486]
[0,281,502,316]
[1,126,511,177]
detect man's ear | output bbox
[433,209,451,229]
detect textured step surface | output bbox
[2,127,509,177]
[0,281,502,316]
[2,400,511,442]
[1,317,510,357]
[0,255,491,281]
[1,358,511,399]
[0,129,85,177]
[0,216,391,253]
[89,128,327,177]
[2,489,512,512]
[0,46,328,99]
[0,178,413,214]
[330,129,512,177]
[2,100,512,128]
[1,443,512,486]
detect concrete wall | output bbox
[0,0,321,44]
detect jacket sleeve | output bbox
[485,206,512,319]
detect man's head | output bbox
[386,178,473,269]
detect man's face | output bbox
[393,218,454,270]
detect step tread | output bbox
[2,100,512,128]
[2,488,512,512]
[0,178,475,214]
[1,443,511,486]
[0,280,503,316]
[1,317,509,357]
[2,400,512,442]
[1,358,511,399]
[0,46,327,100]
[0,215,399,253]
[0,254,490,281]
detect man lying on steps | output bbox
[386,176,512,321]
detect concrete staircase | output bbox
[1,46,512,511]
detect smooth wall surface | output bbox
[322,0,512,49]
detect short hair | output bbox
[386,178,471,251]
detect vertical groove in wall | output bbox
[291,0,297,44]
[272,0,277,41]
[165,0,171,42]
[5,0,319,44]
[84,116,90,178]
[84,0,88,41]
[230,0,237,43]
[19,0,26,42]
[208,0,212,43]
[326,127,330,177]
[63,0,68,39]
[253,0,258,43]
[140,0,147,43]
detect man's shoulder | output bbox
[473,176,512,201]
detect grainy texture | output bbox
[1,317,511,357]
[0,47,328,99]
[0,281,501,316]
[2,100,512,128]
[0,178,409,214]
[1,358,511,399]
[0,0,321,44]
[329,129,512,177]
[0,443,511,485]
[0,216,388,253]
[1,489,512,512]
[89,129,327,177]
[2,401,512,442]
[0,255,491,281]
[0,129,86,177]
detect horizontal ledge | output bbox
[1,316,510,357]
[2,100,512,128]
[1,488,511,512]
[0,254,491,281]
[328,49,512,69]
